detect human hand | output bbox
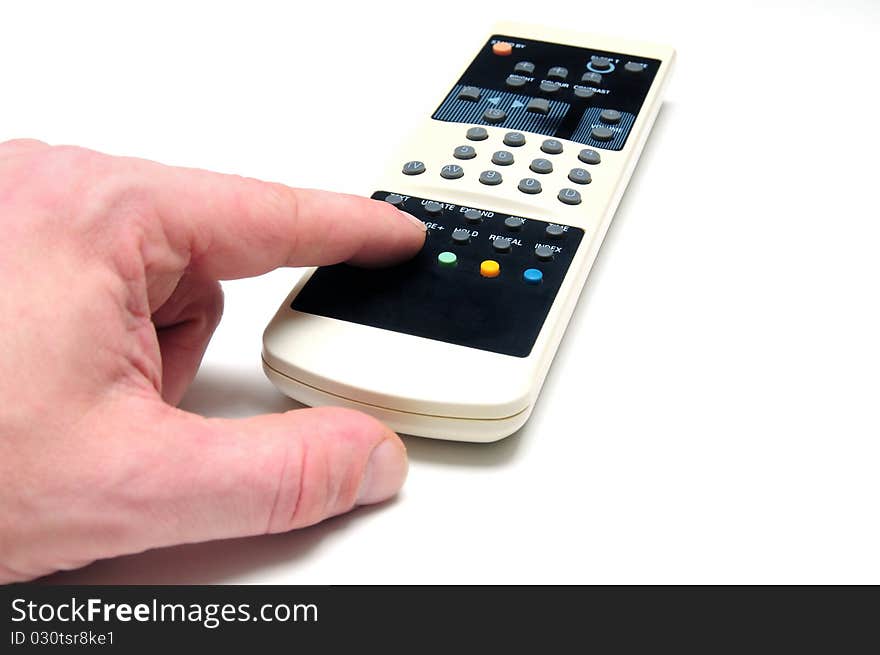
[0,139,426,582]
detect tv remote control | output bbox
[263,22,675,442]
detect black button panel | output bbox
[431,34,660,151]
[291,192,585,358]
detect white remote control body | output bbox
[263,22,675,442]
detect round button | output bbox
[492,237,512,253]
[402,160,426,175]
[589,57,613,72]
[466,126,488,141]
[491,150,514,166]
[506,75,527,88]
[438,251,457,267]
[581,72,603,85]
[503,132,526,147]
[452,228,471,245]
[568,168,592,185]
[600,109,622,124]
[514,61,535,74]
[541,139,563,155]
[504,216,525,231]
[545,224,566,239]
[492,42,513,56]
[558,188,582,205]
[591,126,615,142]
[539,80,561,95]
[440,164,464,179]
[529,158,553,174]
[535,245,555,261]
[480,260,501,278]
[523,268,543,285]
[483,108,507,124]
[624,61,646,73]
[578,149,601,165]
[454,145,476,160]
[463,209,483,224]
[479,170,503,185]
[547,66,568,80]
[424,201,443,216]
[384,193,405,207]
[574,87,595,100]
[518,178,542,194]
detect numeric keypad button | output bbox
[454,145,476,160]
[479,170,503,185]
[491,151,514,166]
[568,168,592,185]
[578,149,601,165]
[541,139,563,155]
[529,158,553,174]
[518,178,542,194]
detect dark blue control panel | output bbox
[432,34,660,150]
[291,192,584,357]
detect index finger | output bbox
[133,157,426,280]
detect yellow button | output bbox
[480,260,501,278]
[492,41,513,56]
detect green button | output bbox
[438,251,457,267]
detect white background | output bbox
[3,0,878,583]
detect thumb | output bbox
[103,402,408,552]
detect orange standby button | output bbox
[492,41,513,56]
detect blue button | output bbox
[523,268,543,285]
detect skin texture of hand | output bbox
[0,139,426,582]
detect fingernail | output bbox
[399,209,427,232]
[357,439,408,505]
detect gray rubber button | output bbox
[600,109,622,124]
[591,126,614,141]
[458,86,481,101]
[504,217,525,230]
[581,72,603,85]
[514,61,535,74]
[384,193,405,207]
[578,149,601,165]
[454,145,477,160]
[466,126,488,141]
[492,150,514,166]
[503,132,526,147]
[624,61,646,73]
[568,168,592,185]
[541,139,563,155]
[558,188,582,205]
[529,158,553,174]
[479,170,503,185]
[482,107,507,123]
[440,164,464,179]
[539,80,561,95]
[590,57,612,71]
[452,228,471,245]
[535,244,555,261]
[518,178,542,194]
[526,98,550,114]
[464,209,483,224]
[574,87,595,100]
[548,66,568,80]
[492,237,512,253]
[402,161,426,175]
[506,75,527,88]
[424,201,443,216]
[545,223,566,238]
